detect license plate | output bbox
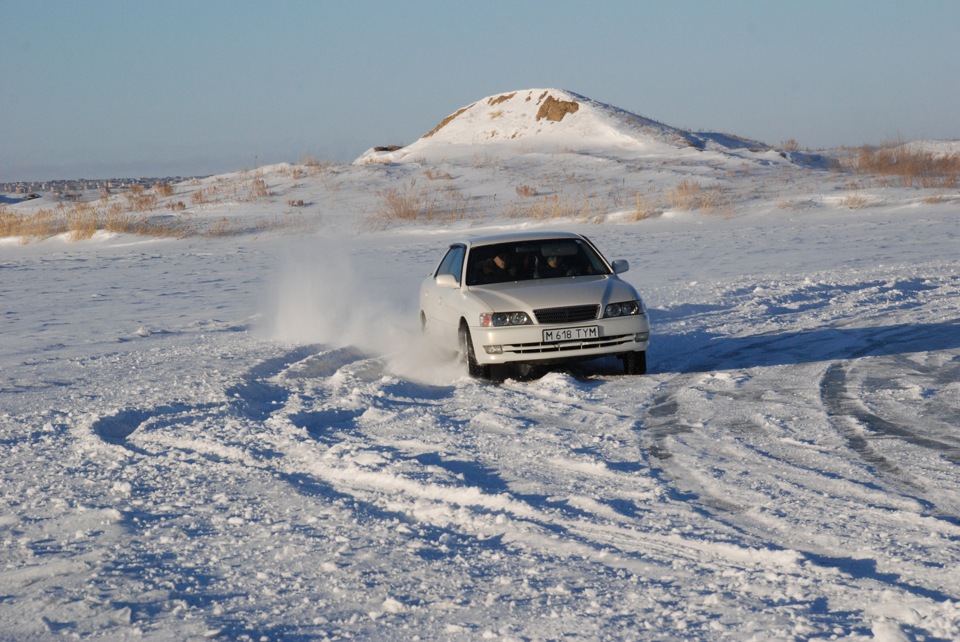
[543,326,599,342]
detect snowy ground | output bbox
[2,91,960,640]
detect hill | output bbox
[355,88,775,165]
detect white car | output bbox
[419,231,650,378]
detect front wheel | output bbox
[459,324,490,379]
[623,350,647,375]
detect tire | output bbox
[623,350,647,375]
[459,324,490,379]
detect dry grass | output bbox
[1,206,60,240]
[629,192,660,221]
[506,192,605,222]
[840,193,869,209]
[66,202,99,240]
[848,141,960,188]
[372,177,476,226]
[125,188,157,212]
[668,179,732,214]
[0,201,195,242]
[669,180,702,210]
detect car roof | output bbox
[461,230,584,248]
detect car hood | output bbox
[467,276,638,313]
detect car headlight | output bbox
[603,300,643,317]
[480,312,532,327]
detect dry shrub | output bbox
[376,180,439,222]
[250,174,269,199]
[423,167,453,180]
[191,188,208,205]
[153,182,175,197]
[515,184,537,198]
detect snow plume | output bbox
[263,237,462,383]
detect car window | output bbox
[466,239,611,286]
[435,245,465,283]
[448,246,465,283]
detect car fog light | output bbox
[484,345,503,355]
[635,332,649,342]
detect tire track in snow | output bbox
[820,361,960,523]
[821,363,960,464]
[263,354,789,578]
[634,373,752,515]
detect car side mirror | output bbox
[612,259,629,274]
[435,273,459,288]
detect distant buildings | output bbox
[0,176,204,202]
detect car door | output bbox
[423,245,465,350]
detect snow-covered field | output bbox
[2,90,959,641]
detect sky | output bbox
[2,0,959,182]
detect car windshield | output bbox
[465,238,610,286]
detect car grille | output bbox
[533,304,599,325]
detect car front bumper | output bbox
[469,314,650,365]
